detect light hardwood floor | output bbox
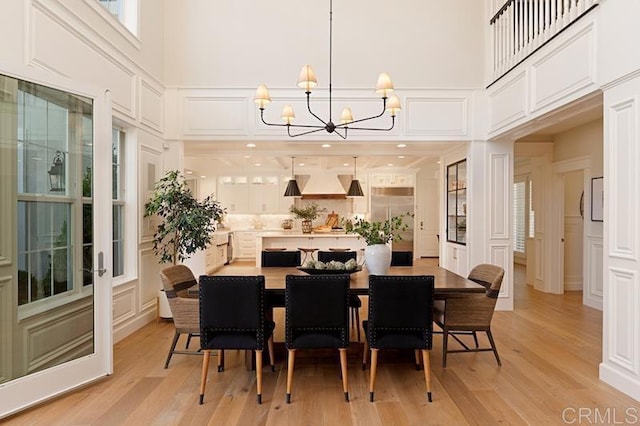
[6,260,640,425]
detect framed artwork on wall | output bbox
[591,177,603,222]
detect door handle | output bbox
[96,251,107,277]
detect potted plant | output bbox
[343,213,411,275]
[144,170,225,265]
[289,202,324,234]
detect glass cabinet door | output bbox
[446,159,466,245]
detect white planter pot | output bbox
[158,289,173,319]
[364,244,392,275]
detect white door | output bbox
[0,65,112,418]
[418,176,440,257]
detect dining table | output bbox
[190,260,485,370]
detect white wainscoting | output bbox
[488,71,528,133]
[21,299,93,373]
[585,236,603,309]
[140,79,164,133]
[405,97,468,136]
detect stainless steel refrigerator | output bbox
[370,187,414,265]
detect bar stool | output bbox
[298,248,318,264]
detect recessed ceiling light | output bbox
[322,144,331,148]
[397,144,406,148]
[299,163,305,167]
[387,163,394,167]
[185,170,193,174]
[246,143,256,148]
[437,160,441,164]
[343,163,349,167]
[398,155,405,159]
[244,155,251,159]
[254,163,261,166]
[200,175,206,178]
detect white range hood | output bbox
[300,173,347,199]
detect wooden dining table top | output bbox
[205,260,485,296]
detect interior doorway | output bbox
[562,170,584,291]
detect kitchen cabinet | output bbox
[446,159,467,245]
[248,176,281,213]
[234,231,258,259]
[205,232,229,273]
[371,173,414,187]
[218,175,288,214]
[217,176,249,213]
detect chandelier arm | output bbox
[335,97,388,128]
[260,109,325,130]
[305,92,329,126]
[287,126,331,138]
[341,116,396,132]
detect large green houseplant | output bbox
[144,170,225,265]
[343,213,411,274]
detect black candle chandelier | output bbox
[254,0,401,140]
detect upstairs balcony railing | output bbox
[489,0,600,85]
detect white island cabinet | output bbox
[256,232,366,267]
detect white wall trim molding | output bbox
[585,236,603,309]
[606,267,638,373]
[404,96,468,137]
[530,23,597,114]
[80,0,141,49]
[489,153,510,239]
[139,77,164,133]
[601,68,640,92]
[172,88,478,141]
[488,71,528,133]
[553,156,591,174]
[0,276,11,383]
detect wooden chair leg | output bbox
[199,349,211,404]
[442,330,449,368]
[218,349,225,372]
[486,329,502,366]
[369,349,379,402]
[421,349,432,402]
[362,338,369,370]
[339,348,349,402]
[255,350,263,404]
[267,336,275,372]
[286,349,296,403]
[414,349,421,370]
[164,331,180,369]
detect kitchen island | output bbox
[256,231,366,267]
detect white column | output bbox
[467,140,514,311]
[600,75,640,401]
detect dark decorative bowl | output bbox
[296,266,362,275]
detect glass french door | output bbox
[0,66,112,418]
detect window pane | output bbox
[513,182,525,253]
[112,204,123,277]
[83,204,94,286]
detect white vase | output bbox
[364,244,392,275]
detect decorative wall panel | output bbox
[140,79,164,133]
[30,5,136,118]
[22,301,93,373]
[489,153,510,239]
[585,237,604,309]
[405,97,468,137]
[183,97,248,135]
[139,145,162,243]
[140,247,163,310]
[609,99,637,260]
[112,284,136,327]
[488,71,527,133]
[530,25,596,113]
[607,268,638,373]
[490,244,510,298]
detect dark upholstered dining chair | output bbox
[363,275,435,402]
[198,275,275,405]
[159,265,201,368]
[317,250,362,341]
[285,274,350,403]
[432,263,504,367]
